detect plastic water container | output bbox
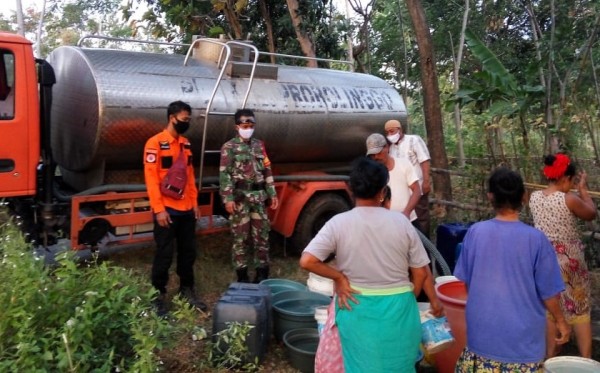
[433,280,467,373]
[227,282,273,339]
[306,272,334,297]
[436,223,472,272]
[227,282,272,310]
[212,294,269,363]
[420,312,454,354]
[272,291,331,341]
[434,276,458,285]
[314,305,328,336]
[418,302,454,354]
[283,328,320,373]
[260,278,307,295]
[544,356,600,372]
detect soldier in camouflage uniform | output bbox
[219,109,279,283]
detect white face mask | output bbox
[239,128,254,139]
[387,133,400,144]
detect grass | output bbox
[105,231,308,372]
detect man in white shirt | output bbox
[384,119,431,237]
[366,133,420,222]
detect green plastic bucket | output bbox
[272,290,328,306]
[544,356,600,372]
[272,291,331,341]
[283,328,319,373]
[259,278,307,295]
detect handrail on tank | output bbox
[225,40,260,109]
[259,51,354,71]
[183,38,233,193]
[182,38,229,67]
[77,35,189,48]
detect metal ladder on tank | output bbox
[182,39,263,233]
[183,39,262,193]
[182,40,354,233]
[182,39,355,193]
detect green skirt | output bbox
[335,289,421,373]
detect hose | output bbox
[415,228,452,276]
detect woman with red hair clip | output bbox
[529,153,597,358]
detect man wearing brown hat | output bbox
[366,133,420,221]
[384,120,431,237]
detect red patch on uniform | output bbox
[146,152,157,163]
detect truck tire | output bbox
[290,194,351,254]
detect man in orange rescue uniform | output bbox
[144,100,206,316]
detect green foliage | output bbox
[207,321,259,372]
[0,214,199,372]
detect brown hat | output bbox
[384,119,402,131]
[366,133,387,155]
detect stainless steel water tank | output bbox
[47,46,407,189]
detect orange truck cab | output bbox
[0,33,41,198]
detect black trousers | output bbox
[151,212,197,294]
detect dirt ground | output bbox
[107,230,600,372]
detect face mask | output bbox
[387,133,400,144]
[174,120,190,134]
[239,128,254,139]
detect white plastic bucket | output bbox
[307,272,334,297]
[314,305,328,337]
[544,356,600,372]
[434,275,458,285]
[418,304,454,354]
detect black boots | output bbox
[236,265,269,283]
[254,266,269,284]
[152,293,168,317]
[236,267,250,283]
[179,287,208,312]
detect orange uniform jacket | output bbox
[144,129,198,214]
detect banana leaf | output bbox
[464,29,518,93]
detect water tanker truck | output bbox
[0,32,407,255]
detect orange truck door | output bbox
[0,33,40,197]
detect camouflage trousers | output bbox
[229,200,271,269]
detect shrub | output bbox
[206,321,260,372]
[0,214,199,372]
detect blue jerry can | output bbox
[436,223,472,273]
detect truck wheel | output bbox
[290,194,350,254]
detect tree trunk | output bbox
[518,113,532,180]
[344,0,355,70]
[544,0,556,153]
[16,0,25,36]
[395,0,409,104]
[525,1,546,88]
[223,0,243,40]
[590,47,600,164]
[404,0,452,217]
[451,0,469,168]
[258,0,276,64]
[35,0,47,57]
[286,0,318,67]
[573,12,600,93]
[347,0,375,73]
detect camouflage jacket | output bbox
[219,136,277,204]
